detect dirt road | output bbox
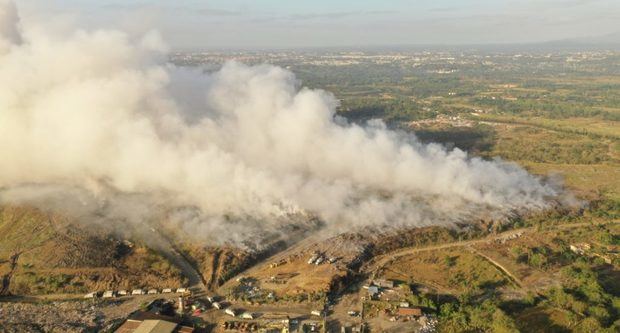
[467,246,523,288]
[147,228,208,297]
[366,220,618,279]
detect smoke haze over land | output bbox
[0,1,565,245]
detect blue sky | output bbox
[18,0,620,50]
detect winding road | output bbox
[366,220,618,281]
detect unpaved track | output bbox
[367,220,619,279]
[466,246,523,288]
[147,228,208,297]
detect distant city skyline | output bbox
[18,0,620,50]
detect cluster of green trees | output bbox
[339,97,433,123]
[435,260,620,332]
[438,296,519,333]
[542,263,620,332]
[472,96,620,121]
[406,292,438,311]
[492,137,612,164]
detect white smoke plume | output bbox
[0,2,563,244]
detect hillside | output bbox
[0,206,187,295]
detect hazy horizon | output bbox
[17,0,620,51]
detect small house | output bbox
[147,289,158,295]
[212,302,223,309]
[117,290,128,296]
[162,288,172,293]
[241,312,254,319]
[225,308,236,317]
[131,289,145,295]
[176,288,187,294]
[102,291,116,298]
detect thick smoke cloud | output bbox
[0,2,562,244]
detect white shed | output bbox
[84,292,97,299]
[131,289,145,295]
[241,312,254,319]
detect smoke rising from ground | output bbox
[0,2,564,244]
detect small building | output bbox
[103,291,116,298]
[118,290,129,296]
[162,288,172,294]
[308,254,319,265]
[132,289,145,295]
[206,295,216,303]
[398,307,422,318]
[311,310,324,317]
[570,243,591,255]
[177,296,185,314]
[225,308,236,317]
[241,312,254,319]
[114,312,194,333]
[374,279,395,289]
[147,289,158,295]
[212,302,223,309]
[84,292,98,299]
[367,286,379,299]
[399,302,410,308]
[269,259,286,268]
[351,325,364,333]
[176,288,187,294]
